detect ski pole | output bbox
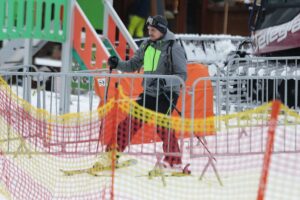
[161,91,182,116]
[97,60,112,152]
[154,79,182,116]
[104,63,113,103]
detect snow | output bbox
[10,85,100,114]
[2,34,300,199]
[1,120,299,199]
[2,82,300,199]
[182,35,243,65]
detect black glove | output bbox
[108,56,119,70]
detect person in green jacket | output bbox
[107,15,188,171]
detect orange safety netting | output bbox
[94,63,215,145]
[2,75,298,200]
[98,85,216,146]
[0,74,215,155]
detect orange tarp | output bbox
[95,63,214,118]
[175,63,214,119]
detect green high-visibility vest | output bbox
[143,45,161,72]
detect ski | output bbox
[137,169,191,179]
[148,169,192,178]
[60,159,137,176]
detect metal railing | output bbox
[103,0,138,60]
[225,56,300,111]
[0,71,186,156]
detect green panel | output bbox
[0,0,6,39]
[43,0,52,38]
[72,49,88,70]
[102,38,118,57]
[16,0,24,36]
[77,0,104,31]
[71,76,92,91]
[0,0,69,42]
[7,0,18,38]
[72,49,93,91]
[54,0,61,37]
[34,0,43,39]
[25,0,35,36]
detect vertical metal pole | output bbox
[23,39,33,103]
[60,0,75,114]
[103,0,113,37]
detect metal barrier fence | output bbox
[0,71,186,159]
[189,75,300,158]
[1,69,300,199]
[1,70,300,158]
[224,56,300,111]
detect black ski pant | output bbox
[107,91,182,166]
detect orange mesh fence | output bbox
[1,75,300,200]
[0,75,214,154]
[99,85,216,146]
[257,100,281,200]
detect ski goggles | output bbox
[146,16,167,29]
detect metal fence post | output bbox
[60,0,75,114]
[23,39,32,103]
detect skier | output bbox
[107,15,188,172]
[127,0,150,38]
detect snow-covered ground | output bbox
[9,85,100,114]
[0,93,299,199]
[0,112,299,200]
[2,34,300,199]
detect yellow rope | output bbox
[1,76,297,138]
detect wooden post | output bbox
[223,0,229,34]
[151,0,157,15]
[176,0,187,33]
[201,0,208,33]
